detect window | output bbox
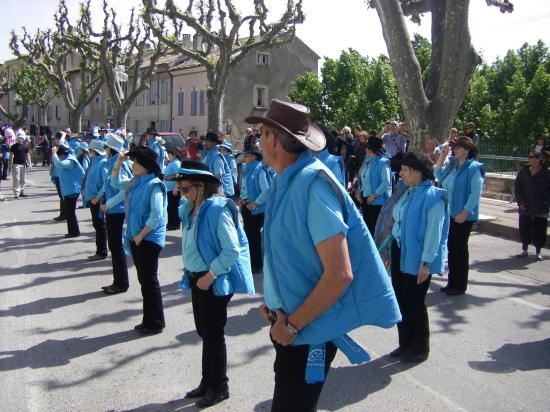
[199,90,206,116]
[254,85,268,108]
[47,106,52,121]
[136,91,144,106]
[177,91,184,116]
[256,52,270,66]
[84,104,91,117]
[105,100,113,116]
[150,80,158,105]
[134,120,140,133]
[160,79,170,104]
[85,73,92,87]
[191,89,198,116]
[95,95,102,110]
[160,119,170,132]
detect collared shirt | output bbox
[359,156,391,197]
[435,164,483,217]
[182,203,240,276]
[392,185,446,264]
[382,132,406,158]
[263,176,349,310]
[240,163,269,204]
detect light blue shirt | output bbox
[181,203,240,276]
[264,176,349,310]
[435,165,484,217]
[392,186,446,264]
[382,132,406,158]
[240,163,269,205]
[111,174,164,230]
[359,156,391,197]
[52,155,75,170]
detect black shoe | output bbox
[138,327,164,335]
[445,288,465,296]
[64,233,80,238]
[186,385,209,399]
[134,323,147,330]
[440,285,449,292]
[401,351,429,364]
[103,285,128,295]
[195,389,229,409]
[101,284,115,291]
[54,216,66,221]
[19,193,28,197]
[388,347,410,358]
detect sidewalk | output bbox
[477,197,549,247]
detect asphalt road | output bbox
[1,167,549,412]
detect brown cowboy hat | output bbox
[245,99,325,151]
[454,136,478,158]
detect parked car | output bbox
[130,132,188,159]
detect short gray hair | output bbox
[265,125,306,154]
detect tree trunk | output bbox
[69,109,82,133]
[207,89,222,133]
[114,106,129,129]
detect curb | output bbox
[475,219,550,248]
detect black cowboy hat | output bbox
[174,160,220,184]
[365,136,384,154]
[144,127,159,136]
[203,131,221,143]
[245,99,325,151]
[400,152,435,181]
[240,147,263,161]
[127,146,161,174]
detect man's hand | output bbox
[133,233,144,246]
[246,202,256,211]
[259,304,274,325]
[100,204,109,213]
[454,210,469,224]
[417,265,430,284]
[197,271,215,291]
[270,310,296,347]
[51,146,58,155]
[90,196,100,206]
[366,194,376,205]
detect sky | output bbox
[2,0,550,65]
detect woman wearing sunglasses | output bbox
[174,160,254,409]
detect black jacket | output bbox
[514,165,550,216]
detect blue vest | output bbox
[105,154,133,214]
[84,155,108,202]
[242,160,270,215]
[179,197,255,296]
[363,155,391,206]
[126,173,167,247]
[203,147,234,196]
[317,149,345,187]
[399,181,450,275]
[264,152,401,346]
[440,157,485,221]
[164,159,182,191]
[223,153,238,184]
[148,139,166,173]
[58,155,85,197]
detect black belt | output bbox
[188,271,208,279]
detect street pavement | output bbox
[1,167,549,412]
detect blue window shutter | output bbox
[199,90,206,116]
[178,92,184,116]
[191,90,197,116]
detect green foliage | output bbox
[456,41,550,146]
[411,33,431,86]
[9,65,59,107]
[288,49,400,130]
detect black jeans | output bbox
[1,158,8,179]
[166,190,181,229]
[519,215,548,253]
[446,219,474,292]
[362,202,382,237]
[391,240,431,354]
[63,195,80,236]
[90,203,107,256]
[190,276,232,391]
[106,213,129,289]
[271,340,337,412]
[54,177,65,218]
[241,206,264,271]
[130,240,165,329]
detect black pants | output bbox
[166,190,181,229]
[241,206,264,271]
[446,219,474,292]
[106,213,129,289]
[391,240,431,354]
[63,195,80,236]
[1,159,8,179]
[131,240,165,329]
[519,215,548,253]
[54,177,65,218]
[90,203,107,256]
[362,202,382,236]
[190,276,232,391]
[271,340,337,412]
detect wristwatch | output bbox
[286,321,299,338]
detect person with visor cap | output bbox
[201,132,234,197]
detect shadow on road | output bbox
[116,397,196,412]
[0,257,109,277]
[469,337,550,373]
[0,330,145,371]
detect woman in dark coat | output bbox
[514,150,550,261]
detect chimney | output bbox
[182,34,192,49]
[193,33,203,51]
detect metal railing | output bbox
[477,141,530,175]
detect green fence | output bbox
[477,141,531,174]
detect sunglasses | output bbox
[177,185,195,194]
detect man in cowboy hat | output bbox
[201,132,234,196]
[247,99,400,411]
[143,127,166,175]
